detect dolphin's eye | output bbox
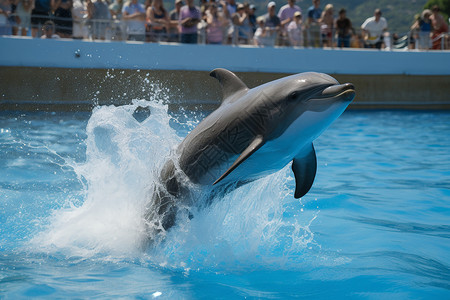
[288,91,300,101]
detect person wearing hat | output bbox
[286,10,303,46]
[278,0,301,45]
[361,8,388,49]
[253,15,268,46]
[262,1,281,46]
[231,3,252,44]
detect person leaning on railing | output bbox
[361,8,388,49]
[231,3,252,45]
[286,11,303,47]
[205,3,228,45]
[277,0,301,47]
[411,9,432,50]
[262,1,280,47]
[430,5,448,50]
[122,0,146,41]
[178,0,200,44]
[146,0,170,42]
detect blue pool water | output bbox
[1,101,449,299]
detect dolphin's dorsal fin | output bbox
[210,68,248,102]
[292,144,317,199]
[213,135,265,185]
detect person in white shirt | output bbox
[287,11,303,47]
[361,8,388,49]
[41,20,60,38]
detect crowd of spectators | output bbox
[0,0,448,49]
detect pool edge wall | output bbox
[1,37,449,111]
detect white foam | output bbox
[29,96,322,269]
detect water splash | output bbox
[30,100,179,258]
[29,96,321,270]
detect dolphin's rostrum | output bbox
[145,68,355,236]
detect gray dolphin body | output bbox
[146,68,355,232]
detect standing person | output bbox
[51,0,73,38]
[31,0,51,37]
[335,8,352,48]
[178,0,200,44]
[15,0,34,36]
[253,15,268,46]
[278,0,301,46]
[429,5,448,50]
[122,0,146,41]
[72,0,87,39]
[263,1,280,46]
[231,3,251,44]
[248,4,256,33]
[92,0,111,40]
[205,3,227,44]
[306,0,321,47]
[168,0,182,42]
[109,0,124,40]
[319,3,333,47]
[361,8,388,49]
[287,10,303,46]
[146,0,169,42]
[411,9,432,50]
[0,0,11,35]
[225,0,236,17]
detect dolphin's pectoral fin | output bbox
[210,68,249,101]
[292,144,317,199]
[213,135,265,185]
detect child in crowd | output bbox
[41,20,60,38]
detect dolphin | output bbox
[145,68,355,233]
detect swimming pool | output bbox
[1,100,449,298]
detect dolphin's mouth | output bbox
[313,83,355,102]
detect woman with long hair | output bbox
[146,0,169,42]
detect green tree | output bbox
[424,0,450,19]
